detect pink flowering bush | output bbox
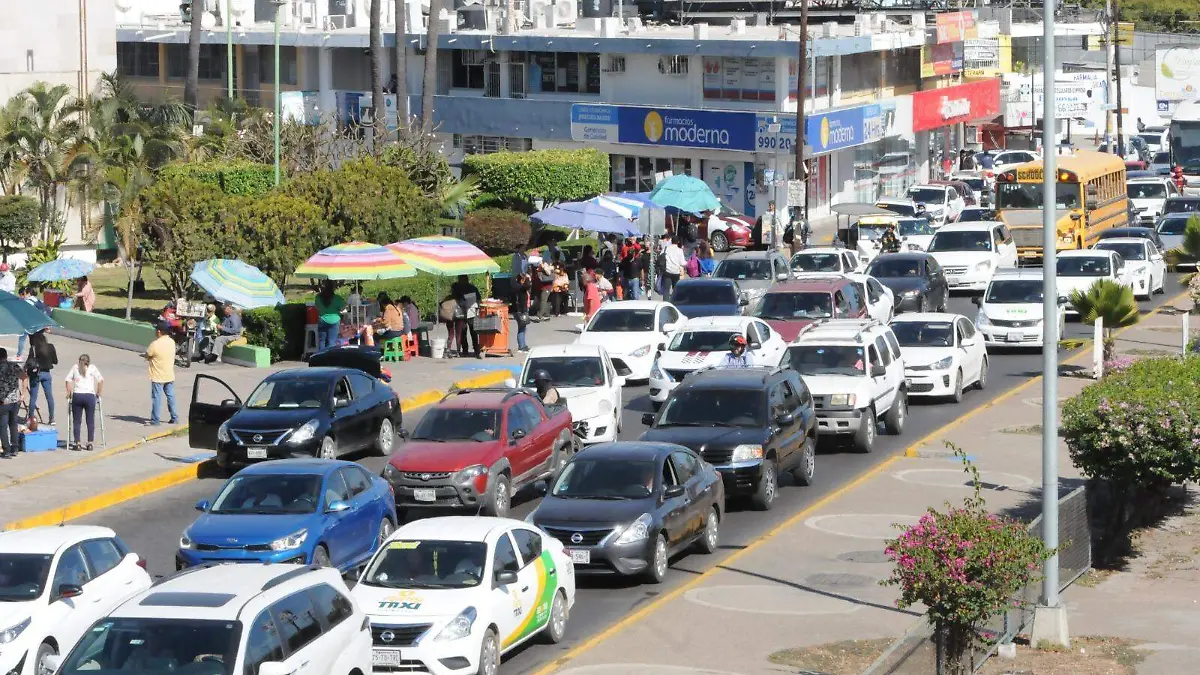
[1103,356,1134,374]
[882,448,1050,674]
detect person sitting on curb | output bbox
[204,305,243,364]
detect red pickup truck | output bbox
[383,388,575,518]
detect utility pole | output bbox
[795,0,810,227]
[1104,0,1114,144]
[226,0,234,99]
[1113,0,1125,154]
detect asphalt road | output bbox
[77,275,1184,673]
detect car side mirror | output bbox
[334,397,349,408]
[749,341,762,350]
[1057,296,1069,305]
[1152,253,1164,262]
[533,480,549,495]
[258,663,291,675]
[615,364,633,377]
[221,398,239,407]
[641,413,655,426]
[971,296,982,306]
[739,296,749,306]
[614,375,627,388]
[495,570,519,586]
[194,499,210,512]
[510,428,527,441]
[342,566,363,583]
[326,500,350,513]
[961,337,977,348]
[657,343,666,352]
[775,411,796,426]
[663,485,685,499]
[870,364,887,377]
[776,272,790,281]
[55,583,83,601]
[662,322,678,334]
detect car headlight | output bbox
[902,289,920,297]
[976,312,991,328]
[730,444,764,463]
[631,344,652,357]
[454,464,489,484]
[217,421,231,443]
[974,260,991,271]
[287,419,320,445]
[270,530,308,552]
[0,617,30,644]
[598,399,613,415]
[651,360,669,381]
[614,513,653,545]
[434,607,478,642]
[829,393,857,407]
[930,356,954,370]
[383,463,401,481]
[179,533,194,550]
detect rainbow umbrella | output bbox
[387,236,500,276]
[294,242,416,281]
[190,259,285,309]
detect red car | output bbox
[383,388,575,518]
[751,277,869,342]
[705,206,755,251]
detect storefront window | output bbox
[703,57,776,101]
[611,155,689,193]
[854,138,918,202]
[527,52,601,94]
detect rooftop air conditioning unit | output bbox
[552,0,578,25]
[822,21,836,37]
[693,23,708,39]
[729,17,746,34]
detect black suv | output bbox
[638,366,817,511]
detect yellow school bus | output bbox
[993,150,1129,264]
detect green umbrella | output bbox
[0,290,56,336]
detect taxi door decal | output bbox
[502,550,557,648]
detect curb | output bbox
[2,369,514,531]
[1,427,182,491]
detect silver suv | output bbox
[712,250,792,306]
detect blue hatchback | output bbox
[176,458,397,572]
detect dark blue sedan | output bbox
[670,278,748,318]
[176,458,397,571]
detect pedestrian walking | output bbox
[439,295,458,355]
[451,274,482,359]
[313,281,345,352]
[64,354,103,451]
[662,236,686,298]
[204,305,243,364]
[0,348,26,459]
[583,269,602,319]
[16,287,47,359]
[698,241,717,277]
[514,272,532,352]
[25,328,57,425]
[142,323,178,426]
[510,244,529,292]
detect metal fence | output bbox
[861,486,1091,675]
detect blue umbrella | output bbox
[0,290,56,336]
[190,259,285,309]
[531,201,640,236]
[27,258,95,283]
[648,175,721,214]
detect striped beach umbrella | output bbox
[294,242,417,281]
[387,236,500,276]
[190,259,285,309]
[588,194,645,219]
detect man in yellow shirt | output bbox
[141,323,178,425]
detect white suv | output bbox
[50,564,371,675]
[927,221,1018,291]
[778,320,907,453]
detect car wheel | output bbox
[951,370,964,404]
[316,435,337,460]
[645,533,669,584]
[854,407,876,453]
[372,417,395,456]
[750,459,777,511]
[976,357,989,390]
[36,642,57,675]
[483,473,510,518]
[793,435,816,487]
[884,390,907,434]
[710,231,729,252]
[696,507,720,554]
[475,629,499,675]
[543,590,569,644]
[312,545,331,568]
[378,517,394,547]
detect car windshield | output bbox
[672,284,737,306]
[959,178,985,190]
[587,309,655,332]
[877,202,917,217]
[857,224,889,241]
[908,188,947,205]
[891,322,953,348]
[754,292,833,320]
[960,209,995,222]
[1095,242,1146,261]
[1164,199,1200,214]
[1152,152,1171,165]
[658,389,765,427]
[782,346,866,376]
[410,408,500,442]
[1138,133,1162,146]
[522,357,604,387]
[791,253,842,272]
[929,231,993,252]
[995,182,1082,209]
[669,330,739,352]
[58,618,240,675]
[246,379,327,409]
[867,258,922,278]
[552,458,656,499]
[210,474,322,514]
[715,259,772,281]
[361,540,487,590]
[985,280,1045,303]
[897,219,935,236]
[1128,183,1167,199]
[1057,256,1111,277]
[0,553,52,601]
[1157,215,1194,235]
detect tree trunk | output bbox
[125,262,136,321]
[369,0,385,150]
[185,0,203,108]
[394,0,408,128]
[420,0,441,132]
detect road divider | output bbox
[1,369,512,532]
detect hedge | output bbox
[462,149,609,207]
[159,160,277,197]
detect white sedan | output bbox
[518,344,626,444]
[1092,237,1167,300]
[1055,249,1131,315]
[648,316,787,407]
[0,526,153,675]
[352,517,576,675]
[891,313,989,402]
[574,300,683,382]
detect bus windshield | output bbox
[1170,121,1200,166]
[995,182,1082,210]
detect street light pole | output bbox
[1113,0,1125,154]
[272,0,283,186]
[795,0,809,227]
[226,0,234,99]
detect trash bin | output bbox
[415,324,432,357]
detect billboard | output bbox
[1157,48,1200,102]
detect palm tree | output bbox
[394,0,408,127]
[100,133,154,319]
[10,83,83,240]
[421,0,441,132]
[0,97,28,196]
[185,0,203,108]
[1068,279,1140,361]
[369,0,385,149]
[94,73,190,168]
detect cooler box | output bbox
[43,291,64,308]
[21,429,57,453]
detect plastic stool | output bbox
[302,324,319,359]
[402,333,419,360]
[381,336,406,362]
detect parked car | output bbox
[865,252,949,313]
[383,388,575,518]
[891,313,989,402]
[712,250,792,307]
[177,459,397,572]
[574,300,683,382]
[927,221,1018,292]
[528,442,725,583]
[519,344,627,444]
[752,276,869,341]
[973,269,1067,349]
[670,278,748,318]
[641,366,818,510]
[705,205,755,252]
[1055,249,1132,314]
[649,315,787,407]
[1092,237,1168,299]
[188,346,402,470]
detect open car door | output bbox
[189,374,243,450]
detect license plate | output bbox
[246,447,268,459]
[372,649,404,666]
[1006,332,1023,343]
[567,548,590,564]
[413,488,437,502]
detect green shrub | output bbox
[462,149,608,207]
[243,302,309,361]
[462,209,531,256]
[159,161,277,197]
[0,195,39,260]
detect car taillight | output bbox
[136,556,147,569]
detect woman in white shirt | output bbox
[64,354,103,452]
